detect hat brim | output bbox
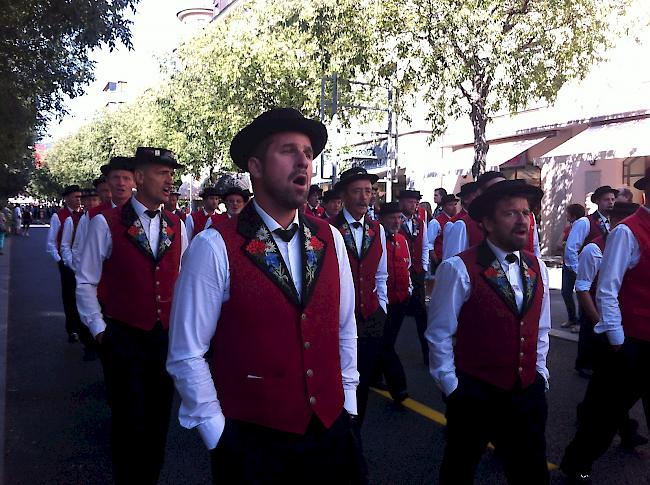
[222,188,251,201]
[469,184,543,221]
[230,117,328,171]
[100,163,135,175]
[590,188,619,203]
[333,173,380,192]
[633,177,648,190]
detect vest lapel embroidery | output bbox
[478,242,519,315]
[300,214,327,307]
[521,254,538,315]
[360,220,376,259]
[156,212,176,261]
[123,203,155,259]
[335,213,360,259]
[239,203,300,306]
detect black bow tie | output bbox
[351,221,362,229]
[505,253,519,264]
[144,209,160,219]
[273,224,298,243]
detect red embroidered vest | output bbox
[56,207,81,253]
[211,212,344,434]
[618,208,650,342]
[190,210,212,236]
[456,244,544,390]
[333,216,383,320]
[526,213,536,253]
[304,204,325,218]
[173,208,186,222]
[209,213,229,227]
[587,236,607,298]
[399,215,426,274]
[101,206,182,330]
[583,212,608,248]
[434,212,453,261]
[386,232,410,304]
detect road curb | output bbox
[0,235,11,485]
[550,328,579,342]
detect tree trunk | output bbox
[470,100,489,180]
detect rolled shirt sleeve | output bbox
[59,217,74,268]
[564,217,589,273]
[536,258,551,386]
[575,243,602,292]
[375,225,388,313]
[46,213,61,262]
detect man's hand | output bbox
[95,331,104,345]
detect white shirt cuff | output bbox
[198,413,226,450]
[88,318,107,338]
[440,372,459,397]
[605,327,625,346]
[574,280,591,292]
[343,389,357,416]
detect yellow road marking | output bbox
[370,387,558,471]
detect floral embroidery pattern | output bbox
[126,217,154,257]
[400,214,420,239]
[483,259,518,313]
[362,222,376,255]
[521,258,538,310]
[339,220,376,259]
[339,222,357,256]
[156,214,176,259]
[245,226,294,297]
[304,226,325,288]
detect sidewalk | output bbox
[0,235,12,485]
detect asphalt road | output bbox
[2,227,649,484]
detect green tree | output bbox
[381,0,633,177]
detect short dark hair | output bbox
[566,203,586,220]
[434,187,447,196]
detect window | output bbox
[623,156,647,187]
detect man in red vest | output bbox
[428,179,550,485]
[45,184,83,342]
[428,194,458,267]
[186,186,220,240]
[441,181,480,260]
[167,108,360,483]
[561,169,650,483]
[304,184,325,218]
[322,189,342,219]
[205,186,251,229]
[164,187,186,221]
[398,189,429,365]
[76,147,188,484]
[376,201,411,403]
[331,166,388,425]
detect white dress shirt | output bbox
[342,209,389,312]
[59,216,75,269]
[575,242,602,292]
[76,196,188,337]
[564,212,610,273]
[427,218,441,250]
[167,200,359,450]
[46,212,63,262]
[71,202,117,272]
[594,208,647,345]
[426,238,551,397]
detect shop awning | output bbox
[441,136,548,176]
[539,117,650,161]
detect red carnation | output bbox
[485,267,498,278]
[127,226,139,237]
[310,236,323,251]
[367,228,375,237]
[246,239,266,255]
[165,226,174,236]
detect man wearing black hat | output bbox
[167,108,360,483]
[46,184,84,342]
[376,201,411,402]
[561,170,650,483]
[76,147,188,484]
[331,166,388,425]
[204,186,251,230]
[322,189,342,219]
[164,187,186,221]
[187,186,220,241]
[305,184,325,218]
[398,188,430,365]
[441,181,481,260]
[427,179,551,485]
[428,194,459,266]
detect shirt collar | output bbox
[486,238,520,267]
[343,208,364,225]
[253,200,299,232]
[131,195,161,218]
[596,210,609,221]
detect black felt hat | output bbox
[456,182,479,200]
[440,194,459,205]
[633,167,650,190]
[133,147,183,169]
[92,175,107,187]
[308,184,323,196]
[590,185,619,203]
[322,190,342,203]
[397,189,422,201]
[334,166,379,191]
[476,171,506,189]
[222,186,251,202]
[378,201,402,216]
[100,156,134,175]
[81,187,98,197]
[230,108,328,171]
[61,184,82,197]
[468,180,543,222]
[199,186,220,199]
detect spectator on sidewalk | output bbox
[21,206,33,237]
[12,205,22,236]
[559,203,586,331]
[0,209,7,254]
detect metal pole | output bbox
[332,73,338,117]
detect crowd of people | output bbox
[41,107,648,484]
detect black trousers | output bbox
[562,336,650,476]
[57,261,94,347]
[575,312,595,371]
[440,372,549,485]
[210,411,361,484]
[356,308,387,426]
[376,303,408,398]
[405,271,428,365]
[100,320,174,485]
